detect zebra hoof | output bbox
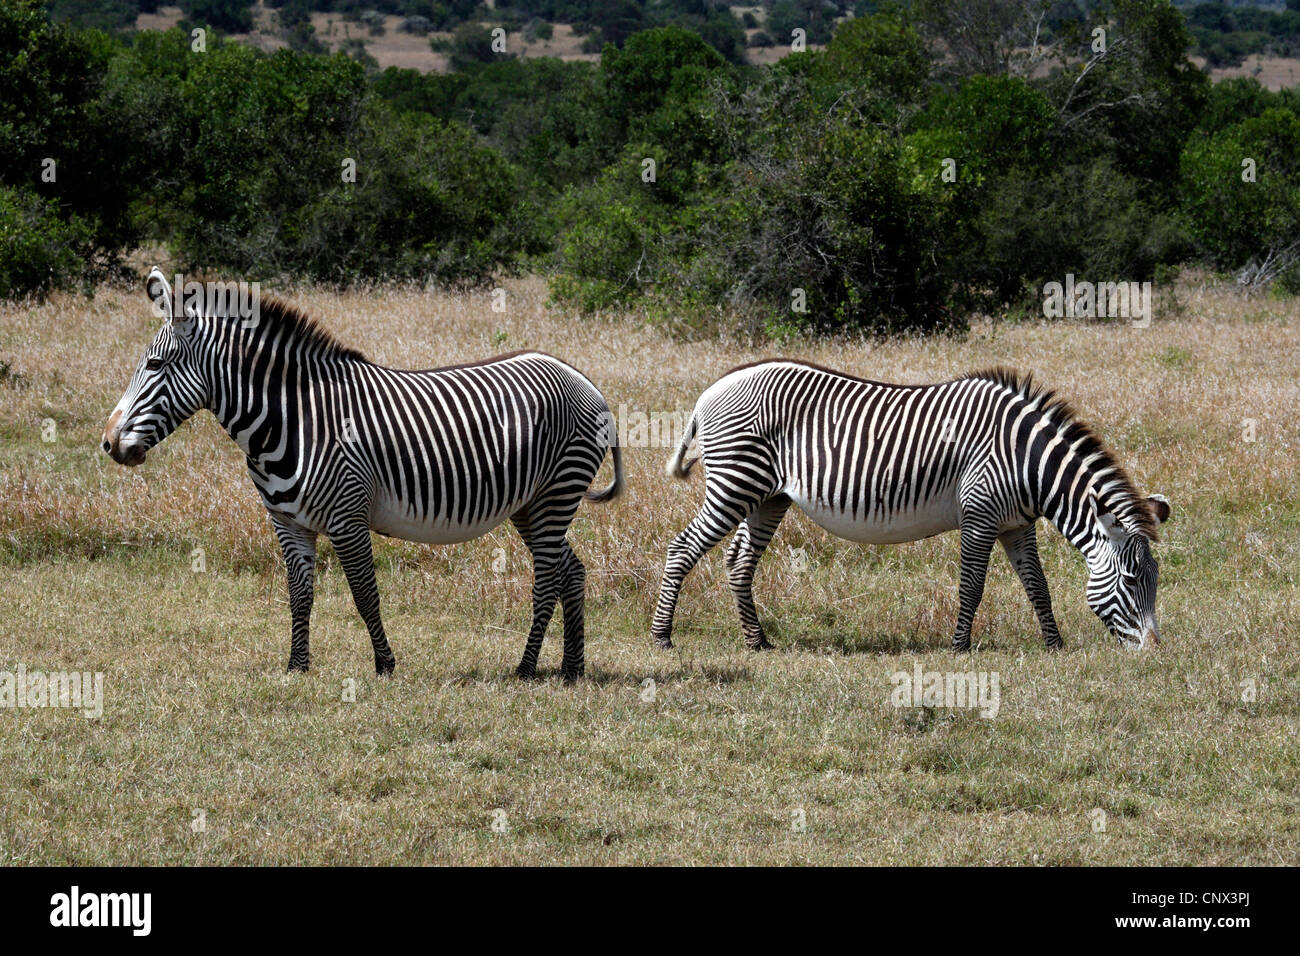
[375,656,396,677]
[654,638,674,650]
[1045,638,1064,651]
[951,640,971,654]
[746,638,774,651]
[287,659,309,673]
[515,664,538,681]
[561,666,585,684]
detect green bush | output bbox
[45,0,140,32]
[8,2,1300,326]
[374,58,615,191]
[449,23,505,70]
[1,0,136,293]
[601,26,727,133]
[815,12,930,105]
[548,148,677,313]
[1180,107,1300,284]
[0,185,94,301]
[767,0,834,46]
[1042,0,1209,193]
[967,158,1187,313]
[550,41,957,335]
[160,40,536,283]
[181,0,255,33]
[291,108,544,283]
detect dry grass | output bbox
[134,5,601,71]
[135,4,807,71]
[1197,53,1300,92]
[0,274,1297,864]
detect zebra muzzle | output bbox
[106,441,146,466]
[102,428,146,466]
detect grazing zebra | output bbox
[102,268,622,679]
[652,361,1171,653]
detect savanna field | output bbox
[0,275,1297,865]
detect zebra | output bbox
[102,268,623,679]
[652,361,1171,653]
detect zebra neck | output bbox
[1034,448,1116,562]
[207,326,341,467]
[1051,484,1151,576]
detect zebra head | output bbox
[1085,494,1172,648]
[101,268,208,467]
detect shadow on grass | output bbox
[447,661,755,687]
[770,622,952,656]
[764,623,1023,656]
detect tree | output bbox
[448,22,509,70]
[767,0,835,46]
[601,26,726,129]
[913,0,1052,79]
[1044,0,1209,192]
[0,0,132,295]
[1181,108,1300,292]
[815,12,930,109]
[182,0,256,33]
[0,185,94,300]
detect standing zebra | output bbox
[102,269,622,679]
[652,361,1171,652]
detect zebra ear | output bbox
[1147,494,1171,524]
[145,267,173,320]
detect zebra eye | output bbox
[145,358,164,372]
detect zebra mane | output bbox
[245,297,368,362]
[965,367,1159,540]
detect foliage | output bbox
[180,0,255,33]
[1181,107,1300,290]
[0,185,95,300]
[1185,2,1300,67]
[5,0,1300,330]
[1,0,138,296]
[152,40,535,282]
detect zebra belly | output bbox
[369,494,518,544]
[787,490,960,545]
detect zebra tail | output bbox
[664,412,700,480]
[585,442,624,503]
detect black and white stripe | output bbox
[104,268,622,678]
[652,361,1170,652]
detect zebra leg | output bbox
[329,522,397,676]
[516,555,560,680]
[999,523,1063,649]
[723,495,791,650]
[271,515,317,673]
[952,522,997,653]
[510,496,582,680]
[557,543,587,682]
[651,501,749,649]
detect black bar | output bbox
[1,866,1276,942]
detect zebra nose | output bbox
[103,409,123,457]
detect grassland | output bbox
[0,274,1297,864]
